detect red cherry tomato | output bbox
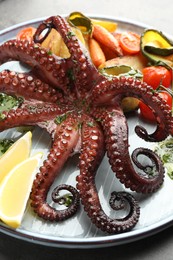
[142,66,172,89]
[139,102,155,121]
[119,32,140,54]
[17,27,36,42]
[139,91,172,122]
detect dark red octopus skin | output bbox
[92,105,165,193]
[30,115,80,221]
[0,15,172,234]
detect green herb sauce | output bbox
[0,93,22,155]
[154,137,173,179]
[0,93,22,113]
[0,139,14,156]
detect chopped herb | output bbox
[110,111,115,116]
[81,99,86,105]
[166,141,173,149]
[144,166,155,176]
[27,105,37,112]
[77,122,83,129]
[0,93,22,113]
[162,154,171,163]
[54,114,67,125]
[87,121,95,127]
[67,31,75,39]
[0,139,14,156]
[150,88,155,94]
[154,137,173,179]
[165,163,173,179]
[47,50,53,55]
[67,68,75,82]
[96,118,102,122]
[0,113,6,121]
[53,191,73,207]
[57,193,73,207]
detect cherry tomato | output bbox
[119,32,140,54]
[143,66,172,89]
[17,27,36,42]
[139,91,172,122]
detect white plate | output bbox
[0,15,173,249]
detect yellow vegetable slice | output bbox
[99,64,141,113]
[41,27,85,58]
[59,27,85,58]
[68,12,117,34]
[0,153,42,228]
[0,132,32,184]
[121,97,140,113]
[91,19,117,32]
[68,12,93,35]
[41,28,62,56]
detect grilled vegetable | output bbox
[99,64,142,112]
[140,29,173,67]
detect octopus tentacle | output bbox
[30,115,80,221]
[92,105,164,193]
[0,14,172,233]
[132,147,164,178]
[34,16,102,96]
[51,184,80,206]
[0,102,65,131]
[0,70,64,103]
[0,39,71,94]
[91,77,172,141]
[76,116,140,233]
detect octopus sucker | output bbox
[77,117,140,233]
[92,105,164,193]
[0,39,71,94]
[91,77,172,142]
[0,70,64,103]
[0,15,172,233]
[30,115,80,221]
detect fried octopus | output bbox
[0,15,172,234]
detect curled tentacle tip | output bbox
[33,22,52,44]
[52,184,80,207]
[109,191,126,210]
[52,184,80,208]
[135,125,150,141]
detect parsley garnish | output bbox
[54,114,67,125]
[47,50,53,55]
[0,139,14,156]
[67,68,75,82]
[87,121,95,127]
[67,31,75,39]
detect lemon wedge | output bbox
[0,153,42,228]
[0,131,32,184]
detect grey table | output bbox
[0,0,173,259]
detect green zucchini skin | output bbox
[140,29,173,67]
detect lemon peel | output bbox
[0,153,42,228]
[0,131,32,184]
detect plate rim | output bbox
[0,14,173,249]
[0,214,173,248]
